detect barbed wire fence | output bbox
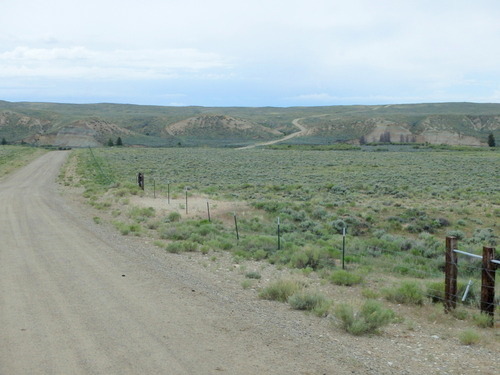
[445,236,498,326]
[150,182,498,324]
[82,161,497,325]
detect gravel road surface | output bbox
[0,151,351,374]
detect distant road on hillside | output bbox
[238,117,310,149]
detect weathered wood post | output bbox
[444,236,458,313]
[277,217,281,250]
[234,213,239,241]
[342,227,347,270]
[480,246,496,322]
[137,172,144,190]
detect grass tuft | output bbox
[259,279,304,303]
[384,281,425,305]
[288,291,331,317]
[458,329,481,345]
[330,270,363,286]
[334,300,395,336]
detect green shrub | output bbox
[241,279,252,289]
[117,224,129,235]
[181,241,199,252]
[446,230,465,240]
[451,308,469,320]
[128,223,142,234]
[361,289,380,299]
[288,292,331,317]
[128,206,155,222]
[165,242,183,253]
[245,271,262,279]
[426,281,444,303]
[458,329,481,345]
[330,270,363,286]
[113,221,136,235]
[164,240,199,253]
[145,219,159,229]
[330,219,347,234]
[334,300,395,336]
[473,313,494,328]
[384,281,425,305]
[289,246,325,270]
[159,225,192,240]
[259,279,304,303]
[166,211,182,222]
[196,223,216,237]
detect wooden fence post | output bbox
[444,236,458,313]
[137,172,144,190]
[480,246,496,321]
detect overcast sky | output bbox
[1,0,500,107]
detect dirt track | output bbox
[0,151,353,374]
[238,118,310,149]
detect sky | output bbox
[1,0,500,107]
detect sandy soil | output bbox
[129,195,252,226]
[1,152,498,375]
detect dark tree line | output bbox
[107,137,123,147]
[379,131,391,143]
[488,133,496,147]
[400,134,417,143]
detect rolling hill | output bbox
[0,101,499,147]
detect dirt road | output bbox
[0,151,351,374]
[238,118,310,149]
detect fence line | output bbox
[444,236,497,324]
[106,173,497,321]
[88,147,113,184]
[453,249,482,259]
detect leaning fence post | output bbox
[480,246,496,322]
[444,236,458,313]
[234,213,239,241]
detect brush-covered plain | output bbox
[69,146,499,325]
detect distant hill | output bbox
[0,101,498,147]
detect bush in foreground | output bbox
[330,269,364,286]
[334,300,395,336]
[473,313,494,328]
[288,291,332,317]
[259,279,304,303]
[458,329,481,345]
[384,281,425,305]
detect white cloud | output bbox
[0,46,232,80]
[1,1,500,105]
